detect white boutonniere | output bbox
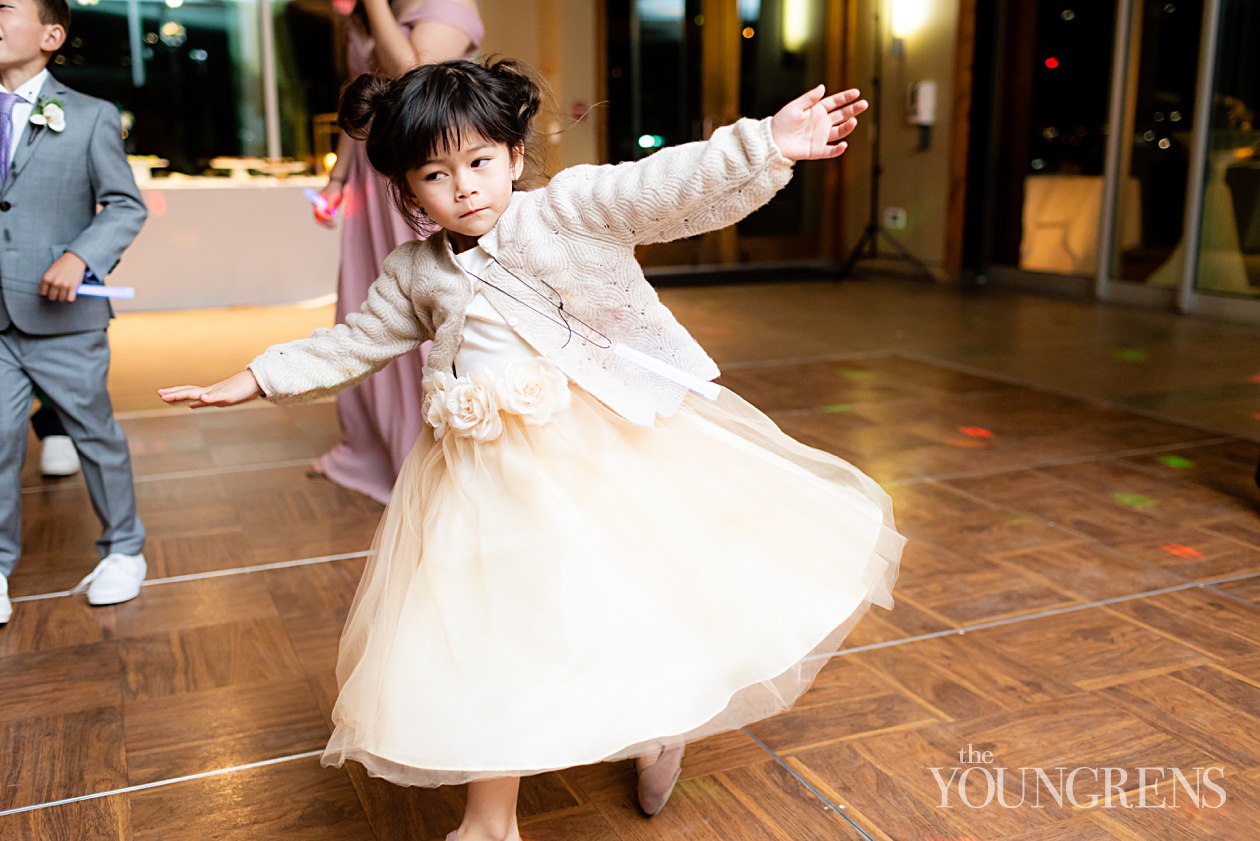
[29,98,66,133]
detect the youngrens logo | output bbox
[928,744,1227,809]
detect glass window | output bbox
[56,0,336,174]
[986,1,1119,278]
[1192,0,1260,297]
[605,0,703,164]
[1112,0,1203,287]
[734,0,826,238]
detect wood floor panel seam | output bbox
[8,550,371,604]
[828,577,1260,663]
[739,728,877,841]
[0,750,323,820]
[20,458,322,496]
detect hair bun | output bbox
[486,58,542,127]
[339,73,393,140]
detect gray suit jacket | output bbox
[0,74,148,336]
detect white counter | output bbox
[114,175,341,312]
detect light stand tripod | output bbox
[837,3,935,281]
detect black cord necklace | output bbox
[457,256,613,351]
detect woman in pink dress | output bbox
[312,0,484,504]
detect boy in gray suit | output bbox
[0,0,148,623]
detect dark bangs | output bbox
[343,58,544,235]
[375,62,529,177]
[392,67,530,171]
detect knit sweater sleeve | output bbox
[539,116,794,246]
[247,245,430,403]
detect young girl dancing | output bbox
[160,58,904,841]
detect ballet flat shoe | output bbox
[635,742,684,817]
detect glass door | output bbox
[605,0,838,268]
[971,0,1121,288]
[1184,0,1260,309]
[968,0,1260,322]
[1106,1,1205,291]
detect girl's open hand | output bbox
[770,86,868,162]
[158,370,263,409]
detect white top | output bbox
[0,69,48,163]
[451,244,539,377]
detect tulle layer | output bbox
[321,383,905,787]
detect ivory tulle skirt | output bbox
[321,379,904,787]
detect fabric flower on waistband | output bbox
[421,369,453,441]
[443,368,503,443]
[423,361,572,443]
[497,358,571,426]
[29,98,66,133]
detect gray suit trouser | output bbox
[0,325,145,577]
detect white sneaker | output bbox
[71,553,147,606]
[40,435,81,477]
[0,573,10,624]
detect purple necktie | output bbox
[0,92,22,183]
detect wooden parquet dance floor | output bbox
[4,289,1260,838]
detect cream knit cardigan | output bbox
[249,116,794,426]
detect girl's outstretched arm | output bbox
[541,87,866,247]
[161,245,430,407]
[158,371,263,409]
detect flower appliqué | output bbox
[29,98,66,133]
[423,359,571,443]
[497,358,572,426]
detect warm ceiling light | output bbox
[890,0,929,39]
[782,0,809,51]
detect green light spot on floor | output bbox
[1156,455,1195,469]
[1114,492,1159,509]
[1114,349,1148,363]
[837,368,875,380]
[820,404,853,413]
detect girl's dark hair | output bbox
[339,58,544,234]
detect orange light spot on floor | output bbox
[1160,544,1206,560]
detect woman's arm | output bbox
[361,0,478,77]
[542,87,866,248]
[313,130,357,228]
[327,129,356,185]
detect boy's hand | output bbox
[770,86,868,162]
[158,370,263,409]
[40,252,89,302]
